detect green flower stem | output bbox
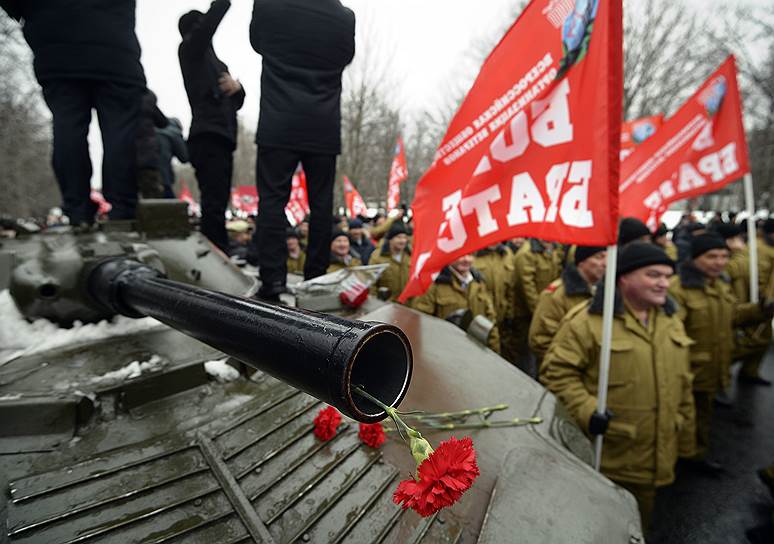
[424,417,543,431]
[353,386,413,442]
[403,404,509,422]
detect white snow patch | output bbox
[204,358,240,383]
[0,394,22,401]
[0,290,164,366]
[88,355,165,387]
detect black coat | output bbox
[179,0,245,148]
[250,0,355,155]
[15,0,145,86]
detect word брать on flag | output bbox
[399,0,623,302]
[619,55,750,230]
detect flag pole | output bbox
[594,243,618,471]
[744,173,759,304]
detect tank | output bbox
[0,201,644,544]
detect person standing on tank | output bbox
[1,0,147,226]
[250,0,356,301]
[178,0,245,253]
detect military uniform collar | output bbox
[562,264,592,296]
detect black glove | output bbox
[589,410,613,436]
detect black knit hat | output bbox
[691,233,728,259]
[618,217,651,246]
[684,222,706,235]
[331,229,350,243]
[711,223,742,240]
[617,242,675,277]
[574,245,606,266]
[386,221,409,241]
[286,228,300,240]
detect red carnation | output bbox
[393,436,479,517]
[313,406,342,441]
[358,423,386,448]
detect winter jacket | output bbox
[541,288,696,487]
[179,0,245,148]
[411,267,500,353]
[529,264,594,361]
[287,251,306,275]
[369,245,410,302]
[474,244,515,324]
[156,120,188,188]
[513,239,563,316]
[350,236,376,265]
[326,254,361,274]
[17,0,145,86]
[669,262,763,392]
[250,0,355,154]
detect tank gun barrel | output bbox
[88,259,412,423]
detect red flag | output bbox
[343,176,368,218]
[620,115,663,161]
[231,185,259,215]
[179,182,201,216]
[619,56,750,230]
[399,0,622,302]
[286,165,310,225]
[90,189,112,216]
[387,137,408,211]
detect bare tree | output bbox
[0,13,59,219]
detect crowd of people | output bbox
[282,209,774,533]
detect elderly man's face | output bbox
[618,264,673,308]
[450,254,474,276]
[331,235,350,257]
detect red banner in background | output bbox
[343,176,368,218]
[231,185,259,216]
[619,56,750,230]
[387,137,408,211]
[179,182,201,216]
[286,165,310,225]
[620,115,663,161]
[399,0,623,302]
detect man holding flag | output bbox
[541,242,696,530]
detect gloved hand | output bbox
[589,410,613,436]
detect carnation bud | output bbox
[406,427,434,469]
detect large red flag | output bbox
[399,0,622,302]
[343,175,368,218]
[619,56,750,230]
[286,165,311,225]
[387,137,408,211]
[620,115,663,161]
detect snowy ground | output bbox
[0,290,164,366]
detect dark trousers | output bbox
[41,79,144,224]
[256,147,336,285]
[188,134,233,252]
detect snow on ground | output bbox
[0,290,164,366]
[87,354,166,388]
[204,358,241,383]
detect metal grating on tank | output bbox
[5,382,463,544]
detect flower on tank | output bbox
[313,406,341,441]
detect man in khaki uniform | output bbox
[529,245,607,362]
[653,223,678,261]
[411,254,500,353]
[286,229,306,275]
[511,239,563,373]
[327,230,361,273]
[370,222,411,301]
[474,244,516,357]
[669,234,765,472]
[715,223,772,386]
[541,242,696,530]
